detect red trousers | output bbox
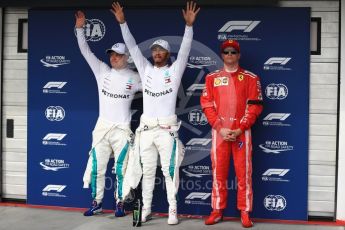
[210,129,253,211]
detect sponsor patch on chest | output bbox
[126,78,134,90]
[164,70,172,84]
[214,77,229,87]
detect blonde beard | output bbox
[223,62,239,72]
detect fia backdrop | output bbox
[28,7,310,220]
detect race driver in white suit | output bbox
[111,1,200,225]
[75,11,141,217]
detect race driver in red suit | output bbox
[200,40,263,228]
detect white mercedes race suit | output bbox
[120,22,192,209]
[76,28,141,203]
[83,119,134,203]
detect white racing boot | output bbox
[167,206,178,225]
[141,207,152,223]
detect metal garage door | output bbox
[2,8,27,200]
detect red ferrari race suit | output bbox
[200,67,263,211]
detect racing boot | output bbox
[114,200,126,217]
[204,209,223,225]
[167,206,178,225]
[141,207,152,223]
[83,200,103,216]
[241,211,253,228]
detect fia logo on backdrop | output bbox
[76,18,106,42]
[188,109,208,126]
[264,195,287,211]
[265,83,288,100]
[45,106,65,121]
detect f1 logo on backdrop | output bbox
[43,81,67,90]
[264,57,292,71]
[263,113,290,121]
[218,21,262,41]
[43,82,67,89]
[185,138,212,152]
[42,133,67,146]
[263,169,290,177]
[42,185,67,197]
[45,106,65,121]
[265,83,288,100]
[185,192,211,200]
[185,192,211,205]
[186,84,204,96]
[218,21,261,33]
[262,113,291,127]
[42,185,66,192]
[262,169,290,182]
[43,133,66,141]
[43,82,67,94]
[265,57,291,65]
[186,138,212,146]
[264,195,287,211]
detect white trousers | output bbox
[83,118,133,203]
[138,115,184,210]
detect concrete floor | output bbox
[0,206,344,230]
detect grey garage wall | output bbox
[280,0,339,217]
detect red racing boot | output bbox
[241,211,253,228]
[204,209,223,225]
